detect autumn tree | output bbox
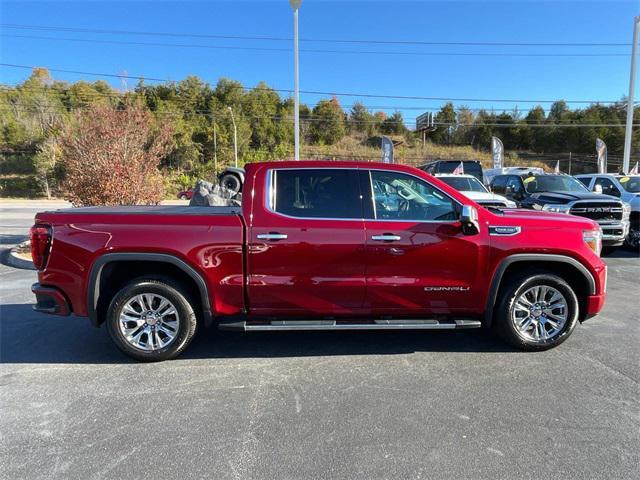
[60,103,173,205]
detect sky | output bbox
[1,0,638,126]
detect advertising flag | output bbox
[554,160,560,173]
[596,138,607,174]
[491,136,504,169]
[629,162,638,175]
[381,136,394,164]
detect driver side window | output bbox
[594,177,620,197]
[369,170,457,221]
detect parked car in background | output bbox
[575,174,640,248]
[418,160,484,182]
[31,161,607,361]
[483,166,544,186]
[491,172,630,247]
[435,174,516,208]
[177,188,193,200]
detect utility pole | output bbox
[213,121,218,173]
[623,16,640,174]
[290,0,302,160]
[228,106,238,168]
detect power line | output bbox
[0,63,626,104]
[0,34,629,58]
[0,23,630,47]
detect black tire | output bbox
[220,173,241,193]
[625,227,640,251]
[494,271,579,351]
[106,278,197,362]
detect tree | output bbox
[60,103,173,205]
[309,97,345,145]
[432,103,456,144]
[380,111,407,135]
[349,102,375,135]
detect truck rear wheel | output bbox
[106,278,197,362]
[495,272,579,351]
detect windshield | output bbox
[617,176,640,193]
[523,175,589,194]
[438,176,488,193]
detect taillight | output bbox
[30,224,52,270]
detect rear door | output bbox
[361,169,486,315]
[247,168,367,315]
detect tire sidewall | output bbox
[106,280,196,361]
[221,174,241,193]
[498,273,579,350]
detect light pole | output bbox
[290,0,302,160]
[228,106,238,168]
[213,120,218,173]
[623,16,640,174]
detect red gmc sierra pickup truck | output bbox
[30,161,607,361]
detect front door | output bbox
[361,169,486,316]
[248,168,367,316]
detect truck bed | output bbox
[42,205,242,216]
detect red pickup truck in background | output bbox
[30,161,607,361]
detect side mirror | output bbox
[594,184,603,194]
[460,205,480,236]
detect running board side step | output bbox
[218,319,481,331]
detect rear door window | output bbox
[272,169,362,219]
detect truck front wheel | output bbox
[495,272,579,351]
[106,278,198,362]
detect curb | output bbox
[6,242,35,270]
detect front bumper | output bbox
[32,283,71,316]
[599,220,630,245]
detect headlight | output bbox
[583,228,602,257]
[622,202,631,220]
[543,204,571,214]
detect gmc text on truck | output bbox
[31,162,607,361]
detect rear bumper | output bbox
[31,283,71,316]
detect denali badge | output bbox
[424,286,471,292]
[489,226,522,236]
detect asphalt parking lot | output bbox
[1,202,638,480]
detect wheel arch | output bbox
[87,253,213,328]
[484,254,596,328]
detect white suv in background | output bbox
[575,174,639,248]
[435,174,517,208]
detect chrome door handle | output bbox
[257,233,288,241]
[371,234,401,242]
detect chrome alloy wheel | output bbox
[118,294,180,352]
[511,285,568,342]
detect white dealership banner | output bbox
[596,138,607,174]
[381,136,394,163]
[491,136,504,169]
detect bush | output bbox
[60,103,173,206]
